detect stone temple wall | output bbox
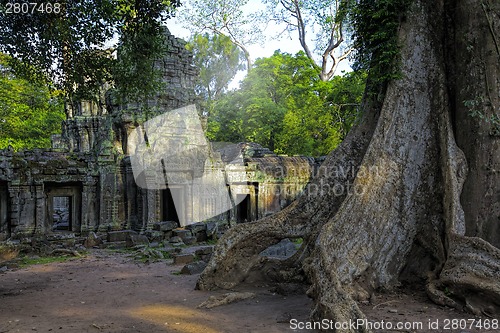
[0,28,321,240]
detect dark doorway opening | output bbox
[0,183,9,236]
[236,194,250,222]
[52,196,72,231]
[45,182,82,233]
[162,188,179,222]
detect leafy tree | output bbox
[0,0,181,107]
[177,0,265,71]
[0,54,65,150]
[199,0,500,325]
[208,51,364,156]
[186,33,245,115]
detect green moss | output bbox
[343,0,412,96]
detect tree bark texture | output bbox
[197,0,500,330]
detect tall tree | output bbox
[197,0,500,327]
[207,51,364,156]
[264,0,353,81]
[177,0,264,71]
[0,0,181,109]
[0,53,65,150]
[186,33,245,115]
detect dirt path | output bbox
[0,250,496,333]
[0,250,312,333]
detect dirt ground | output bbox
[0,249,496,333]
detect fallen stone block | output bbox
[172,229,193,243]
[185,222,206,234]
[126,234,150,248]
[197,292,256,309]
[84,232,102,248]
[180,261,207,275]
[173,253,195,265]
[107,230,137,242]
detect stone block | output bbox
[145,230,164,242]
[180,261,207,275]
[107,230,137,242]
[84,232,102,248]
[152,221,178,232]
[126,234,150,248]
[185,222,206,234]
[173,253,195,265]
[103,241,127,249]
[169,236,184,244]
[259,238,297,258]
[47,233,76,241]
[195,246,214,256]
[183,236,197,246]
[206,221,218,239]
[172,229,192,243]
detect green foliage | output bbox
[186,33,245,114]
[0,0,181,103]
[0,54,65,151]
[263,0,351,81]
[207,51,365,156]
[464,97,500,137]
[178,0,264,69]
[344,0,411,93]
[17,254,75,268]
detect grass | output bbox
[17,255,76,268]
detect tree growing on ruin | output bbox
[197,0,500,329]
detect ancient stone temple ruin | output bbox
[0,29,320,241]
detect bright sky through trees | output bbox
[167,0,352,89]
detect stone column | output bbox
[34,183,46,235]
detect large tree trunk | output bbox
[197,0,500,329]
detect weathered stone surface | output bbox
[195,246,214,256]
[108,230,137,242]
[153,221,178,232]
[102,241,127,249]
[169,236,183,244]
[180,261,207,275]
[173,253,195,265]
[205,222,218,239]
[126,234,149,248]
[47,233,76,241]
[183,236,197,246]
[186,222,206,234]
[259,238,297,258]
[145,230,164,242]
[84,232,102,248]
[195,246,214,262]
